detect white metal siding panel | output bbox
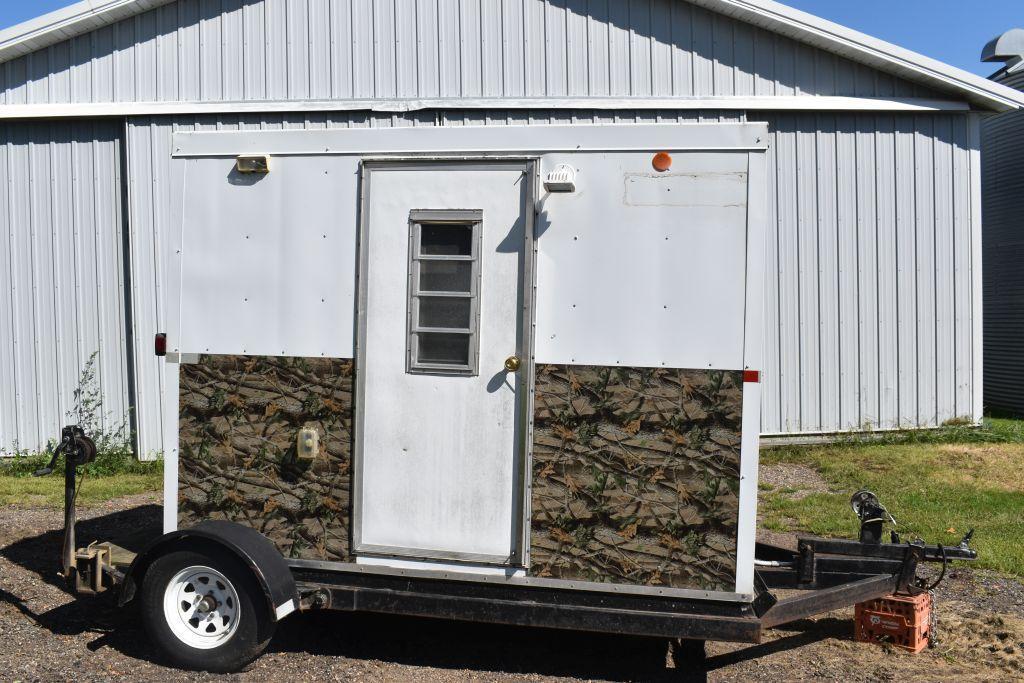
[125,119,172,459]
[114,109,981,450]
[755,112,980,435]
[773,115,799,432]
[120,109,747,455]
[834,114,860,429]
[933,116,956,422]
[0,121,130,455]
[981,68,1024,415]
[760,110,781,431]
[815,118,839,431]
[952,115,972,420]
[0,106,983,459]
[894,116,917,426]
[875,115,898,429]
[914,114,937,425]
[1,0,943,107]
[855,117,879,429]
[95,106,981,460]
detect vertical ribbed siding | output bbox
[121,108,978,454]
[122,108,743,458]
[982,70,1024,416]
[125,119,172,459]
[1,0,941,107]
[0,2,988,457]
[0,121,130,455]
[755,112,981,434]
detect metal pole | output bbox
[62,455,76,578]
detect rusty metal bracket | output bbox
[74,543,111,594]
[895,543,925,595]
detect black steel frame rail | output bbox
[291,566,763,643]
[759,574,898,628]
[288,535,925,646]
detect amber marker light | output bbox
[652,152,672,172]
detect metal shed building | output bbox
[981,29,1024,417]
[1,0,1022,458]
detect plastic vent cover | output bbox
[544,164,576,193]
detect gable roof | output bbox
[688,0,1024,111]
[0,0,175,60]
[1,0,1022,112]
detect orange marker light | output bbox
[652,152,672,172]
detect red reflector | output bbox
[652,151,673,172]
[743,370,760,383]
[155,333,167,357]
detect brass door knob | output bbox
[504,356,522,372]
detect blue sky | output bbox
[0,0,1019,77]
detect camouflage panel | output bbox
[530,365,742,591]
[178,355,354,561]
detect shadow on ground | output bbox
[1,503,162,592]
[0,505,841,681]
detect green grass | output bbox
[0,445,163,507]
[760,417,1024,577]
[0,472,162,506]
[0,445,163,478]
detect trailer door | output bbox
[354,162,533,566]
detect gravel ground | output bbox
[1,497,1022,682]
[758,463,831,500]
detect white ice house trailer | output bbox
[2,0,1024,460]
[0,0,1009,672]
[43,122,977,672]
[981,29,1024,417]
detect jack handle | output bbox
[32,434,73,477]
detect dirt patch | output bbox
[936,608,1024,674]
[1,496,1023,682]
[934,444,1024,492]
[758,463,830,499]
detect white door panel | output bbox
[356,164,529,563]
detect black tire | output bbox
[139,547,275,672]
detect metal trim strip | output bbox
[171,123,770,158]
[0,97,976,122]
[287,558,755,603]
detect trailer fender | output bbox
[119,520,299,622]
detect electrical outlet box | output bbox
[296,426,320,461]
[236,154,271,174]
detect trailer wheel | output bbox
[139,547,275,672]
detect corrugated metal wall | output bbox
[754,112,980,434]
[0,0,940,106]
[125,108,745,457]
[982,70,1024,416]
[123,109,981,456]
[0,0,984,456]
[0,121,132,455]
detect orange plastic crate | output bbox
[854,592,932,653]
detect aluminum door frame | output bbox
[351,158,538,566]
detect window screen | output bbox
[407,210,482,375]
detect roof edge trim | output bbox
[686,0,1024,111]
[0,0,1020,112]
[0,0,177,62]
[0,96,974,121]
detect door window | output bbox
[407,210,482,375]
